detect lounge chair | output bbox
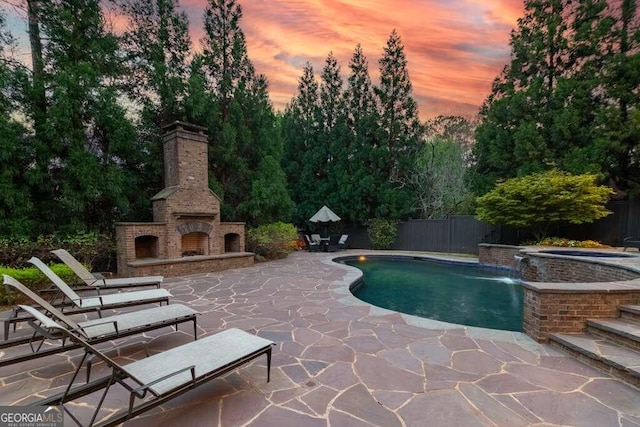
[338,234,349,250]
[52,249,163,289]
[304,235,320,252]
[29,257,171,313]
[1,275,198,367]
[21,306,274,427]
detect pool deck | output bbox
[2,250,640,426]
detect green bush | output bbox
[0,232,116,271]
[0,263,80,305]
[246,222,299,260]
[368,219,399,250]
[476,170,613,240]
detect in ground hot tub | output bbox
[539,250,638,258]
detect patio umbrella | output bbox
[309,205,341,223]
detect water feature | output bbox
[345,256,523,331]
[509,255,525,280]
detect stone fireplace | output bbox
[115,122,254,277]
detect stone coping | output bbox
[128,252,254,267]
[521,247,640,273]
[521,279,640,293]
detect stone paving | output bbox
[2,250,640,426]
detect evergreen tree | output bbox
[339,44,380,223]
[283,63,320,224]
[318,52,347,214]
[32,0,138,232]
[199,0,291,223]
[375,29,423,218]
[119,0,193,219]
[472,0,640,196]
[597,0,640,193]
[120,0,191,123]
[0,9,33,235]
[472,0,585,194]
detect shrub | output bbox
[0,232,116,271]
[246,222,299,260]
[368,219,399,250]
[0,263,80,305]
[531,237,608,248]
[476,170,613,240]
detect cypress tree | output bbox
[283,63,321,224]
[375,29,423,218]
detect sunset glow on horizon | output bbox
[5,0,525,120]
[191,0,525,120]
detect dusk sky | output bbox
[208,0,526,120]
[6,0,526,120]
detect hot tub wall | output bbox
[479,244,640,342]
[478,244,524,268]
[522,254,640,282]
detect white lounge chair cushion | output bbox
[78,304,197,338]
[125,328,274,395]
[76,288,172,309]
[101,276,163,287]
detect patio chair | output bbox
[623,237,640,251]
[311,234,322,244]
[326,235,340,252]
[1,275,199,367]
[28,257,171,313]
[304,235,320,252]
[20,306,274,427]
[338,234,349,250]
[52,249,163,289]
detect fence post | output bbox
[447,217,452,253]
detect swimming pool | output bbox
[344,256,523,331]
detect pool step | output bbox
[586,318,640,352]
[549,333,640,389]
[620,305,640,322]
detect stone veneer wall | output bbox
[479,244,640,342]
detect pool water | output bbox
[346,257,523,331]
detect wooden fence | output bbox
[343,199,640,254]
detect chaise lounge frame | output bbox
[52,249,163,289]
[29,256,171,313]
[1,275,199,367]
[21,306,274,427]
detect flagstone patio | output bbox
[1,250,640,426]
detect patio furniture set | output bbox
[304,234,348,252]
[1,249,274,426]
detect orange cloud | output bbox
[237,0,522,119]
